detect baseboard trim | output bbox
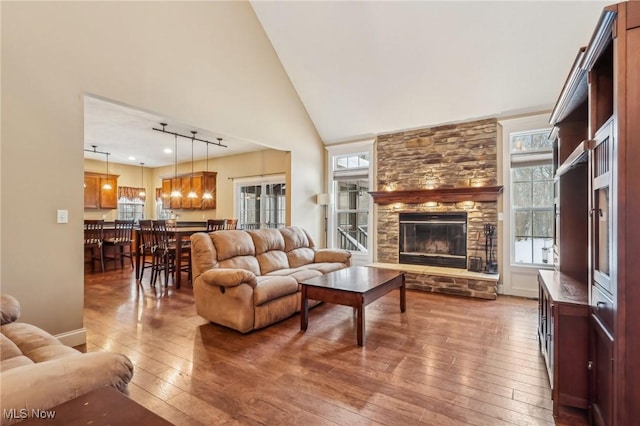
[55,328,87,347]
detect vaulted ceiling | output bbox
[251,1,609,143]
[84,1,610,166]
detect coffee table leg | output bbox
[357,301,365,346]
[400,275,406,313]
[301,285,309,331]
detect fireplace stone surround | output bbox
[374,118,500,299]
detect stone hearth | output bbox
[375,118,499,299]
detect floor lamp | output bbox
[316,193,330,248]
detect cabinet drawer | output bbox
[592,284,614,334]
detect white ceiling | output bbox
[85,1,609,166]
[83,96,268,168]
[251,1,609,143]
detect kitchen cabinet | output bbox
[84,172,118,209]
[161,171,216,210]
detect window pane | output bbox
[533,238,554,264]
[512,167,532,182]
[511,131,552,152]
[531,132,553,150]
[514,237,533,263]
[514,211,532,237]
[533,210,553,237]
[533,164,553,180]
[532,181,553,207]
[513,182,532,208]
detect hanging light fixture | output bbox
[170,133,182,198]
[103,151,112,190]
[138,163,146,197]
[202,140,213,200]
[187,131,198,199]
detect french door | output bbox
[235,177,286,230]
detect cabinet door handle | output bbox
[587,361,593,371]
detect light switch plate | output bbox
[57,209,69,224]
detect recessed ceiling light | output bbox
[128,156,136,161]
[164,148,172,154]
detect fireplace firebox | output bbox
[399,212,467,268]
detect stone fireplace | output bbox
[373,118,500,299]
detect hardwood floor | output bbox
[81,267,588,426]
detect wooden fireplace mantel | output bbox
[369,186,504,204]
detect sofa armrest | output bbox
[0,352,133,424]
[1,294,21,325]
[314,249,352,265]
[200,268,258,289]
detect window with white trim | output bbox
[510,129,554,265]
[332,153,369,253]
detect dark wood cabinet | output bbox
[549,2,640,424]
[538,270,589,417]
[161,171,216,210]
[84,172,118,209]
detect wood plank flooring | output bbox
[81,267,588,426]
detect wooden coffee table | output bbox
[300,266,406,346]
[18,386,173,425]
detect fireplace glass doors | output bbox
[399,212,467,268]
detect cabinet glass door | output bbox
[591,121,613,294]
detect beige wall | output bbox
[1,2,324,337]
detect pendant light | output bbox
[187,131,198,199]
[170,134,182,198]
[202,141,213,200]
[138,163,146,197]
[103,152,112,190]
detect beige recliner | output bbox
[0,294,133,426]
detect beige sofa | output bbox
[0,294,133,426]
[190,226,351,333]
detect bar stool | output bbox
[137,220,156,283]
[84,220,105,272]
[103,220,134,269]
[206,219,226,231]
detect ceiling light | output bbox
[164,148,172,154]
[83,145,113,190]
[202,140,214,200]
[128,156,136,161]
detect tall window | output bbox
[510,129,554,265]
[236,178,286,230]
[333,154,369,253]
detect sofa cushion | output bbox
[280,227,316,268]
[211,231,261,275]
[253,276,299,306]
[265,267,323,283]
[1,294,20,325]
[249,229,289,274]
